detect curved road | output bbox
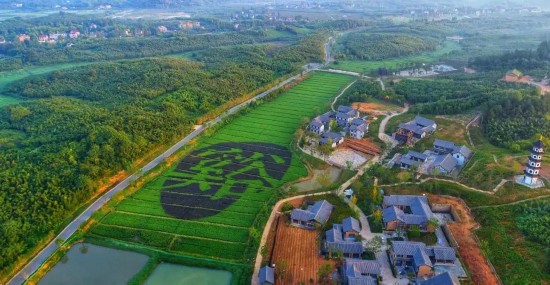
[378,103,409,147]
[7,41,334,285]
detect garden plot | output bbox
[89,72,353,262]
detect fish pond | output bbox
[39,243,148,285]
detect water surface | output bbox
[145,263,232,285]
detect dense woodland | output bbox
[0,35,325,274]
[470,41,550,72]
[337,33,438,61]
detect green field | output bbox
[330,41,461,73]
[89,72,353,262]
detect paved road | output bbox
[7,50,328,285]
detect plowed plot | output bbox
[89,72,353,263]
[271,215,335,285]
[427,194,500,285]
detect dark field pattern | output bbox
[161,142,291,219]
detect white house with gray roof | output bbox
[290,200,333,230]
[430,153,458,175]
[382,195,436,232]
[325,217,363,258]
[394,116,437,145]
[399,150,428,169]
[433,139,472,166]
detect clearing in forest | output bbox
[88,72,353,262]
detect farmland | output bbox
[88,72,353,264]
[329,41,461,74]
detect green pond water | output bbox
[39,243,149,285]
[145,263,232,285]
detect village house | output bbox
[308,116,328,135]
[420,272,460,285]
[344,259,381,285]
[258,265,275,285]
[399,150,428,169]
[180,20,201,29]
[290,200,333,230]
[335,105,360,126]
[325,217,362,258]
[349,117,369,139]
[17,34,30,42]
[69,29,80,39]
[389,241,456,279]
[38,34,49,43]
[394,116,437,145]
[49,32,67,41]
[319,132,344,148]
[433,139,472,166]
[430,154,458,175]
[382,195,436,232]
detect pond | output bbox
[145,263,232,285]
[293,166,342,192]
[39,243,149,285]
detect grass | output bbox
[406,231,437,245]
[87,72,354,264]
[329,41,461,74]
[473,201,550,285]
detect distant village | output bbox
[0,20,203,45]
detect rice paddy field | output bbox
[88,72,353,263]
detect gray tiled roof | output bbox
[326,224,344,243]
[290,209,314,222]
[413,116,436,128]
[434,139,456,150]
[382,195,434,225]
[533,140,545,148]
[432,154,458,173]
[350,124,367,132]
[326,241,363,254]
[413,247,432,266]
[345,259,381,278]
[348,277,377,285]
[391,241,428,256]
[406,150,428,161]
[456,145,472,158]
[382,206,402,223]
[310,200,333,224]
[343,217,361,233]
[321,132,343,141]
[429,246,456,261]
[420,272,460,285]
[309,120,323,129]
[259,266,275,284]
[400,157,418,167]
[398,122,425,135]
[338,105,353,113]
[351,117,367,126]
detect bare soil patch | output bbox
[268,209,335,284]
[427,194,500,285]
[352,102,402,115]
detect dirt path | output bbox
[465,113,481,148]
[331,80,358,111]
[379,176,510,195]
[471,194,550,209]
[378,103,409,147]
[427,195,501,285]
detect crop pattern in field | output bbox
[89,72,352,262]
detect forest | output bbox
[337,33,438,61]
[469,40,550,72]
[0,34,326,275]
